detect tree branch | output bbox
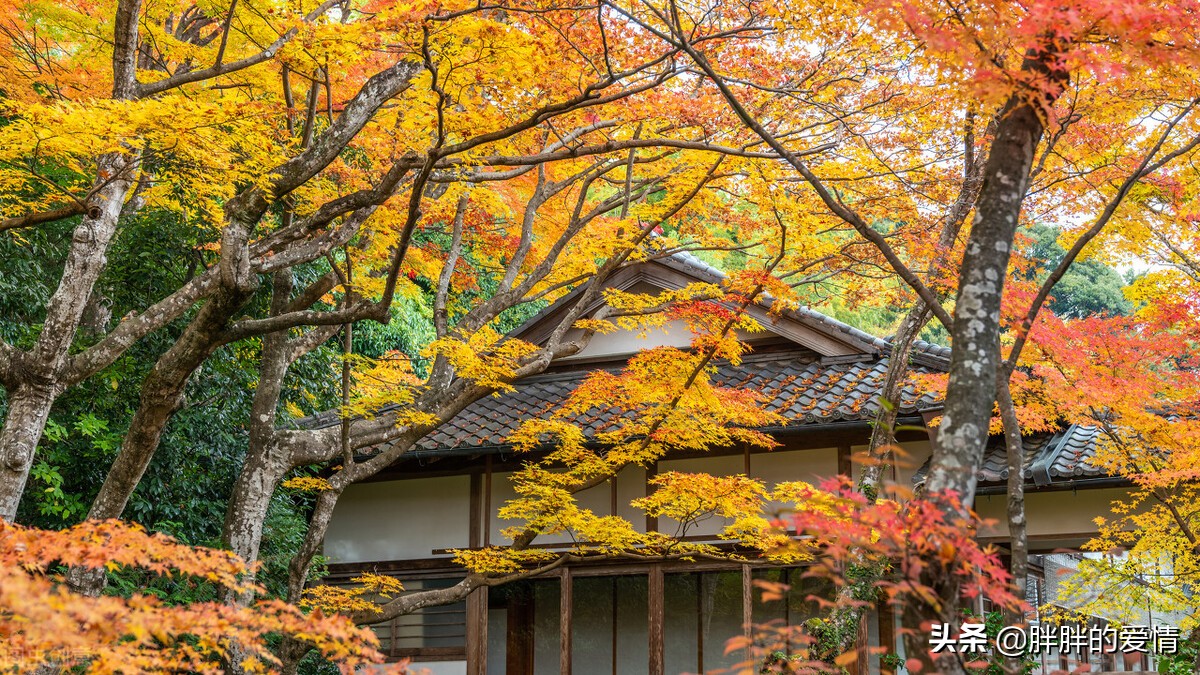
[656,0,954,330]
[0,203,85,233]
[1004,102,1200,374]
[434,195,468,337]
[136,0,341,97]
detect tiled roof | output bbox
[300,251,955,459]
[304,349,943,455]
[915,424,1109,488]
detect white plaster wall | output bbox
[324,476,470,563]
[488,470,611,546]
[893,439,933,491]
[407,661,466,675]
[974,487,1133,539]
[560,318,762,360]
[750,447,838,487]
[555,280,766,360]
[489,470,521,545]
[850,439,934,499]
[750,447,838,518]
[615,465,648,532]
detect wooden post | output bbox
[560,568,572,675]
[484,455,493,547]
[649,565,665,675]
[507,584,533,675]
[837,444,852,479]
[742,564,753,662]
[855,612,870,675]
[646,462,658,533]
[879,598,896,675]
[466,586,488,675]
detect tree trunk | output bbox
[926,36,1067,508]
[222,272,304,603]
[808,305,930,665]
[997,375,1028,675]
[0,152,136,521]
[1190,626,1200,674]
[87,290,254,523]
[919,41,1067,673]
[816,108,984,665]
[0,385,60,520]
[860,304,931,499]
[65,289,254,596]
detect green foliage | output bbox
[958,610,1037,675]
[0,218,75,348]
[1023,223,1133,318]
[760,649,802,673]
[1156,634,1200,675]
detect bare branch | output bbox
[434,195,468,337]
[136,0,341,97]
[463,137,834,166]
[0,203,85,233]
[653,0,954,330]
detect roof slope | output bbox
[660,252,953,365]
[305,348,943,456]
[426,349,943,454]
[513,250,952,368]
[302,252,951,458]
[914,424,1111,490]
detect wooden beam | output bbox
[469,471,482,549]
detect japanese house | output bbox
[318,253,1145,674]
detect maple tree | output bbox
[1012,301,1200,635]
[0,0,866,670]
[633,1,1200,670]
[0,518,393,673]
[5,0,1200,672]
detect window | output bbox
[487,579,560,675]
[371,577,467,661]
[663,571,746,674]
[572,575,649,675]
